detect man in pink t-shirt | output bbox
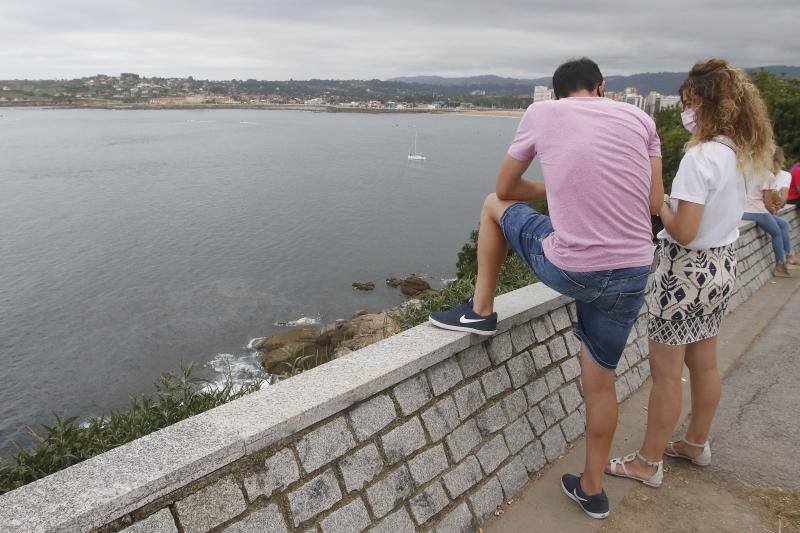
[430,58,663,519]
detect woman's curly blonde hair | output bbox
[680,59,774,179]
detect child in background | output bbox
[772,147,793,208]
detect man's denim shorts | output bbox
[500,203,649,370]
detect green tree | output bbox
[751,71,800,165]
[653,106,691,193]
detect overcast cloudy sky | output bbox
[1,1,798,80]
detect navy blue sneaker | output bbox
[561,474,609,519]
[428,298,497,335]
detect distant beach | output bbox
[0,101,525,117]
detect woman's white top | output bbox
[774,170,792,190]
[743,175,775,214]
[658,138,746,250]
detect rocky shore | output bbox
[257,275,437,374]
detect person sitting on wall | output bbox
[772,146,794,210]
[742,146,799,276]
[428,57,664,520]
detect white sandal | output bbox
[665,438,711,466]
[607,451,663,487]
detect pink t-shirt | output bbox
[507,97,661,272]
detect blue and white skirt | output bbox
[647,240,737,345]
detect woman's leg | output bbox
[772,215,797,263]
[742,212,785,264]
[675,336,721,456]
[638,341,686,461]
[606,340,685,478]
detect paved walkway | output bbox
[485,276,800,533]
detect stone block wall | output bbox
[111,300,642,533]
[1,208,797,533]
[727,207,799,311]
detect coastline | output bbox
[0,101,524,116]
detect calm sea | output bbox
[0,107,542,453]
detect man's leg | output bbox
[472,193,523,316]
[579,343,618,495]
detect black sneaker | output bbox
[561,474,609,519]
[428,298,497,335]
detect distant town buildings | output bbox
[532,85,553,103]
[528,84,677,116]
[149,94,235,105]
[0,72,682,115]
[604,87,681,116]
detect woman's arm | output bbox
[763,189,781,214]
[779,187,789,208]
[659,199,704,246]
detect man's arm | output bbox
[495,154,546,202]
[649,157,664,215]
[659,199,704,246]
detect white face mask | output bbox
[681,108,697,134]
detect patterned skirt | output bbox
[647,240,737,345]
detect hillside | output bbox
[390,65,800,95]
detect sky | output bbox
[1,1,798,80]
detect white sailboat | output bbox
[408,131,426,161]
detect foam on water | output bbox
[245,336,265,350]
[203,350,271,393]
[273,314,322,327]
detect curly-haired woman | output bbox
[606,59,775,487]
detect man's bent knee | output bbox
[482,193,517,224]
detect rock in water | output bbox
[400,276,431,296]
[352,281,375,291]
[385,276,402,288]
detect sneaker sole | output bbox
[428,317,496,336]
[561,479,609,520]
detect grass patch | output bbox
[0,363,267,495]
[745,486,800,532]
[272,343,334,377]
[399,253,537,329]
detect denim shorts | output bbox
[500,203,650,370]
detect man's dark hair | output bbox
[552,58,604,99]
